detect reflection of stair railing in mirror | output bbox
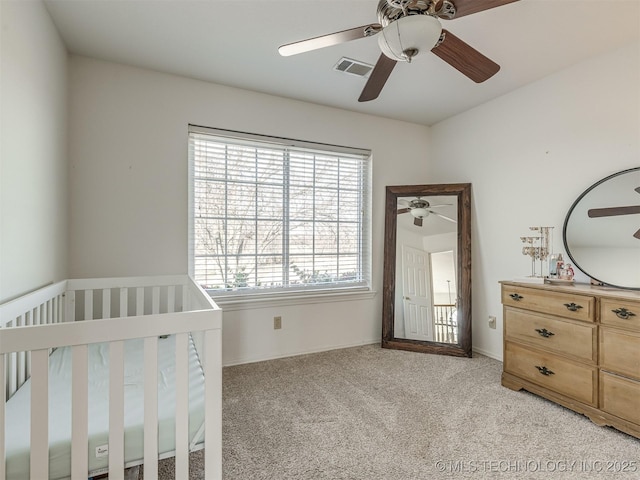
[433,303,457,343]
[433,279,457,343]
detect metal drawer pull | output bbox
[535,328,555,338]
[563,302,583,312]
[535,365,555,376]
[611,308,636,320]
[509,293,523,301]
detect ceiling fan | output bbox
[587,186,640,240]
[398,197,456,227]
[278,0,519,102]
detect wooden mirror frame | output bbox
[382,183,472,357]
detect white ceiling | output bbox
[44,0,640,126]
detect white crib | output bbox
[0,275,222,480]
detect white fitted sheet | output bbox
[5,335,205,480]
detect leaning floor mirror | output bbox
[382,184,472,357]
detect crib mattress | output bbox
[5,335,205,480]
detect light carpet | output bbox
[156,344,638,479]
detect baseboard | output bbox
[472,346,503,362]
[223,339,380,367]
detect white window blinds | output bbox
[188,126,371,296]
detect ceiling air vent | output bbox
[334,57,373,78]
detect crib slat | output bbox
[167,285,176,313]
[17,351,25,388]
[25,313,32,380]
[8,352,16,398]
[119,288,128,318]
[84,290,94,320]
[143,336,159,480]
[16,316,25,387]
[109,340,125,480]
[152,286,160,315]
[34,305,41,325]
[65,290,76,322]
[45,299,54,323]
[205,328,223,480]
[102,288,111,319]
[57,294,64,322]
[184,288,192,312]
[136,287,145,316]
[71,344,89,480]
[0,354,6,480]
[175,333,189,479]
[31,349,49,480]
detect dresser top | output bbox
[500,281,640,302]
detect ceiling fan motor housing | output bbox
[378,12,443,62]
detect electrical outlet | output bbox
[488,315,497,329]
[273,316,282,329]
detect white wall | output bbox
[0,0,68,303]
[430,42,640,360]
[68,56,432,365]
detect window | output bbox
[188,126,371,298]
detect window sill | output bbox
[208,287,377,312]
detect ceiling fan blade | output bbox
[432,30,500,83]
[358,54,397,102]
[430,211,457,223]
[427,204,452,208]
[397,208,411,214]
[634,228,640,240]
[588,205,640,218]
[278,24,381,57]
[447,0,520,19]
[414,217,423,227]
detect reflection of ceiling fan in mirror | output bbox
[398,197,455,227]
[587,186,640,239]
[278,0,519,102]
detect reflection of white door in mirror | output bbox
[401,245,433,341]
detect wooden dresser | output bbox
[500,281,640,438]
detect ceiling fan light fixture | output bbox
[410,207,429,218]
[378,14,442,62]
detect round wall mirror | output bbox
[563,167,640,290]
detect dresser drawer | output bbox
[504,342,597,405]
[600,371,640,425]
[600,327,640,380]
[601,298,640,331]
[502,285,595,322]
[504,308,596,362]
